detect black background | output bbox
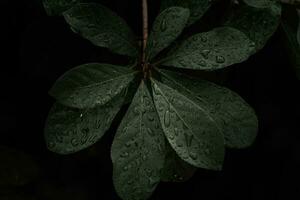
[1,0,300,199]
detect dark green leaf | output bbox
[226,3,281,51]
[45,94,125,154]
[49,63,137,109]
[111,81,166,200]
[243,0,275,8]
[63,3,138,56]
[162,27,255,71]
[43,0,83,16]
[146,7,190,61]
[160,0,212,26]
[0,146,39,186]
[159,69,258,149]
[281,20,300,80]
[151,79,224,170]
[161,142,197,182]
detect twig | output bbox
[142,0,148,77]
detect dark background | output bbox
[1,0,300,199]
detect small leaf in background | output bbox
[226,3,281,51]
[297,9,300,46]
[281,20,300,80]
[49,63,137,109]
[162,27,255,71]
[161,142,197,182]
[160,0,213,26]
[159,69,258,149]
[151,79,224,170]
[64,3,138,57]
[111,81,165,200]
[146,7,190,61]
[243,0,275,8]
[0,146,39,186]
[43,0,83,16]
[44,93,125,154]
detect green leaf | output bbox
[63,3,138,57]
[243,0,275,8]
[160,0,212,26]
[281,20,300,80]
[158,69,258,149]
[151,79,224,170]
[161,142,197,182]
[45,94,125,154]
[0,146,39,186]
[111,81,166,200]
[146,7,190,61]
[226,3,281,51]
[43,0,83,16]
[49,63,137,109]
[162,27,255,71]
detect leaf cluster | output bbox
[43,0,282,199]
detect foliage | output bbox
[42,0,286,199]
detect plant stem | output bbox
[142,0,149,77]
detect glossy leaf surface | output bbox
[64,3,138,56]
[243,0,274,8]
[111,81,165,200]
[146,7,190,60]
[45,94,125,154]
[159,69,258,148]
[43,0,82,16]
[160,0,212,26]
[161,142,197,182]
[226,3,281,51]
[151,79,224,170]
[162,27,255,71]
[49,63,137,109]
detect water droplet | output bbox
[204,148,211,155]
[71,138,79,147]
[147,114,154,122]
[200,36,207,42]
[120,152,129,158]
[176,140,183,147]
[201,49,210,59]
[48,141,55,149]
[125,141,131,147]
[174,128,179,136]
[216,55,225,63]
[80,113,83,118]
[164,110,170,127]
[199,60,206,66]
[160,19,167,31]
[169,133,175,140]
[142,154,147,160]
[134,107,140,114]
[189,151,198,160]
[147,128,154,136]
[185,133,193,147]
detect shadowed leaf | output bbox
[64,3,138,56]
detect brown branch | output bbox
[142,0,148,72]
